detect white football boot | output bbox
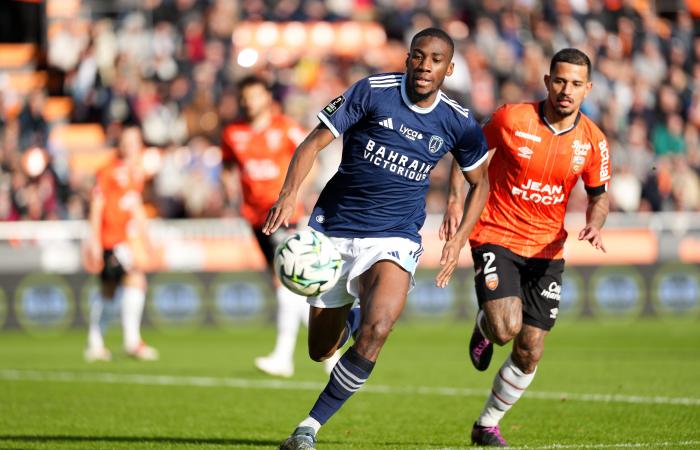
[126,342,159,361]
[254,355,294,378]
[84,346,112,362]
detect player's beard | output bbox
[551,96,577,118]
[407,80,435,103]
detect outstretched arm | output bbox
[578,192,609,252]
[262,124,335,234]
[87,188,105,263]
[438,158,466,241]
[439,149,495,241]
[435,162,490,288]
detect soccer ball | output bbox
[274,229,343,297]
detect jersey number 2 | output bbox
[483,252,496,274]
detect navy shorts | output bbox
[471,243,565,331]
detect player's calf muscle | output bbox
[512,343,542,373]
[484,296,522,345]
[354,318,394,360]
[512,327,546,372]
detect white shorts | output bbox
[307,236,423,309]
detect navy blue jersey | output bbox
[310,72,488,244]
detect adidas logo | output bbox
[378,118,394,129]
[388,250,400,259]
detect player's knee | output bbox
[490,319,521,346]
[100,282,118,300]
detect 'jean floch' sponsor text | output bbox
[511,179,565,205]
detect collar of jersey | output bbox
[538,100,581,136]
[401,75,441,114]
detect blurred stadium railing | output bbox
[0,213,698,334]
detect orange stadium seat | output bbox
[4,71,47,95]
[69,148,114,175]
[0,44,37,69]
[43,97,73,122]
[49,123,106,153]
[46,0,81,19]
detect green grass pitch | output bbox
[0,318,698,449]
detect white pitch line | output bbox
[1,369,699,407]
[436,441,700,450]
[507,441,700,449]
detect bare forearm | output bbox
[278,126,333,199]
[452,170,489,245]
[447,158,466,206]
[135,202,151,249]
[88,197,104,244]
[586,193,609,230]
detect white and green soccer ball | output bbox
[274,229,343,297]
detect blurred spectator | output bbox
[18,91,48,150]
[653,113,686,156]
[1,0,698,224]
[671,157,700,211]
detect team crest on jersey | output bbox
[428,135,444,153]
[571,155,586,173]
[324,96,345,116]
[485,273,499,291]
[570,140,590,174]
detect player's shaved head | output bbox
[410,28,454,59]
[550,48,591,80]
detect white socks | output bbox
[476,309,488,337]
[477,354,537,427]
[121,286,146,351]
[270,286,309,362]
[87,289,120,350]
[87,295,106,350]
[299,416,321,434]
[87,285,146,352]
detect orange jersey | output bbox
[470,102,611,259]
[94,157,145,250]
[221,114,305,227]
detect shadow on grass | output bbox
[0,435,278,447]
[0,435,452,449]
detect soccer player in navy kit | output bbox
[264,28,490,450]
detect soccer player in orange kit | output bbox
[85,125,158,362]
[220,75,339,377]
[440,49,611,446]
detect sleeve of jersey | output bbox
[317,78,371,138]
[481,106,505,150]
[582,133,612,196]
[451,118,489,172]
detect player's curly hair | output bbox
[410,28,454,58]
[550,48,592,79]
[237,74,271,92]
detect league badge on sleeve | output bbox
[324,96,345,116]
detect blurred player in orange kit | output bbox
[84,125,158,362]
[220,75,339,377]
[441,49,611,446]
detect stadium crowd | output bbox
[1,0,699,222]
